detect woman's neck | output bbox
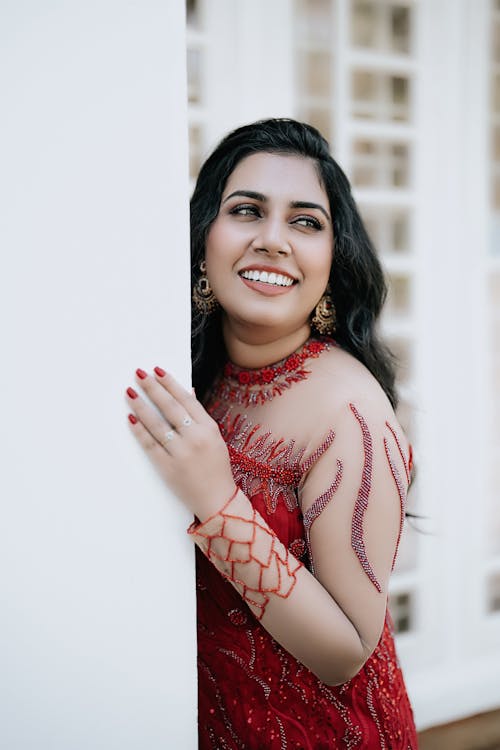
[222,319,312,369]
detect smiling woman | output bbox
[127,119,417,749]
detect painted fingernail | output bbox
[136,368,147,380]
[126,387,138,399]
[154,366,166,377]
[128,413,138,424]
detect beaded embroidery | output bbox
[384,435,407,571]
[385,421,411,484]
[213,337,331,407]
[302,458,343,574]
[212,406,336,514]
[349,403,382,592]
[189,489,303,620]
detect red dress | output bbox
[196,339,418,749]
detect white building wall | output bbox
[0,2,196,748]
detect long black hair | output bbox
[191,118,397,409]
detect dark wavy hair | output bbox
[191,118,397,409]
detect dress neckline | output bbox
[213,336,332,407]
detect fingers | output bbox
[127,409,170,462]
[149,367,208,424]
[126,386,176,451]
[126,367,210,456]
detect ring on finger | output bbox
[161,430,175,446]
[182,416,192,427]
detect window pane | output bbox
[186,0,201,28]
[390,143,409,186]
[492,74,500,113]
[389,590,415,633]
[352,139,379,187]
[189,124,203,179]
[298,106,333,143]
[487,574,500,613]
[386,273,412,316]
[187,48,202,104]
[351,0,380,49]
[392,210,411,252]
[298,50,332,97]
[390,5,411,54]
[390,75,410,121]
[351,71,378,119]
[493,18,500,64]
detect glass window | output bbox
[390,5,411,54]
[351,0,380,49]
[389,590,415,633]
[187,48,202,104]
[298,50,332,98]
[189,124,203,180]
[487,573,500,613]
[186,0,201,29]
[297,106,333,143]
[352,1,412,54]
[352,140,410,188]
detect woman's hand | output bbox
[125,367,236,521]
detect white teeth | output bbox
[240,270,295,286]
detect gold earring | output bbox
[192,260,218,315]
[311,284,336,335]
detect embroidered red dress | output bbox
[195,338,418,749]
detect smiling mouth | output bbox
[239,269,297,287]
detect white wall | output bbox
[0,2,196,748]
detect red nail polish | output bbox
[154,366,166,377]
[127,387,138,399]
[136,368,147,380]
[128,413,138,424]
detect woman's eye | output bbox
[293,216,322,230]
[230,204,260,217]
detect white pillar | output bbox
[0,2,196,748]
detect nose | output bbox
[251,217,291,257]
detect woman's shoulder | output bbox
[307,342,399,429]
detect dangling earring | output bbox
[192,259,218,315]
[311,283,336,335]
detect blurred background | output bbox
[186,0,500,746]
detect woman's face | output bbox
[205,153,334,338]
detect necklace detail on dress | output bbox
[214,337,332,407]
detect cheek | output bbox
[303,240,333,279]
[205,220,240,266]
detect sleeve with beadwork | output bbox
[298,400,410,655]
[189,395,411,685]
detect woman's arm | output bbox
[126,368,409,686]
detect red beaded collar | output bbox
[213,337,332,407]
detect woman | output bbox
[126,119,417,748]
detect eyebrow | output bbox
[222,190,331,222]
